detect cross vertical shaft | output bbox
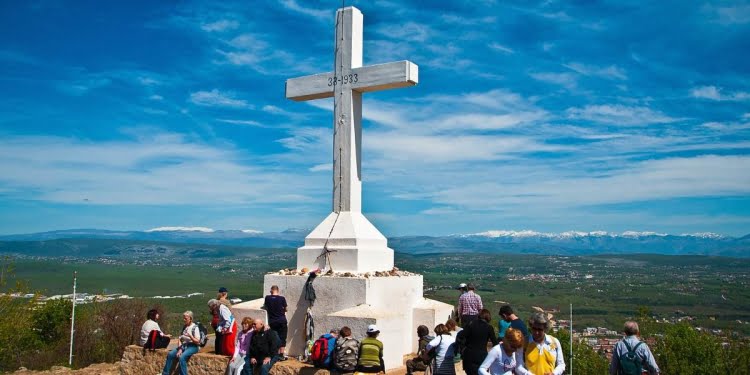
[332,7,363,213]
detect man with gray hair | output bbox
[609,321,660,375]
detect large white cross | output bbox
[286,6,418,214]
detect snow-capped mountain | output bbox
[0,228,747,257]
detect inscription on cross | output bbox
[286,6,418,214]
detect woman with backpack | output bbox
[140,308,171,347]
[426,323,457,375]
[161,311,200,375]
[333,326,359,373]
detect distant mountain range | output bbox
[0,228,748,258]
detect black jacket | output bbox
[458,320,498,366]
[249,329,280,361]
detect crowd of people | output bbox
[141,283,660,375]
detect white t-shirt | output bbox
[139,319,162,346]
[479,344,517,375]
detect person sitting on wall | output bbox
[161,311,200,375]
[140,308,171,348]
[406,325,434,375]
[242,319,281,375]
[357,324,385,373]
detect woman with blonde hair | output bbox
[478,328,524,375]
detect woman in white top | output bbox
[478,328,525,375]
[140,308,171,346]
[426,323,457,375]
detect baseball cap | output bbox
[367,324,380,333]
[218,287,228,293]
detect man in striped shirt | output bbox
[458,284,483,326]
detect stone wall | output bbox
[119,345,465,375]
[119,345,341,375]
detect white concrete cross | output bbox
[286,6,418,214]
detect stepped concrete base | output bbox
[232,273,453,370]
[298,211,394,273]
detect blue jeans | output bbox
[162,344,199,375]
[241,356,278,375]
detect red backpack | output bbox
[144,329,170,350]
[310,336,330,367]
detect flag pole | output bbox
[69,271,77,367]
[570,302,573,375]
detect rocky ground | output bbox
[9,363,119,375]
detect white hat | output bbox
[367,324,380,333]
[458,283,467,288]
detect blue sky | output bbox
[1,0,749,236]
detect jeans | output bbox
[241,355,279,375]
[162,344,199,375]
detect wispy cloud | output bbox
[189,89,252,108]
[0,132,320,205]
[690,86,750,101]
[566,104,678,126]
[375,22,433,43]
[707,4,750,25]
[529,71,577,89]
[564,62,627,80]
[217,119,264,127]
[278,0,330,20]
[201,19,239,32]
[488,42,514,54]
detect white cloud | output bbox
[217,119,264,127]
[375,22,432,42]
[709,4,750,25]
[690,85,750,101]
[566,104,678,126]
[564,62,627,80]
[149,94,164,101]
[701,121,750,132]
[138,76,160,86]
[309,163,331,172]
[277,127,330,153]
[529,72,577,89]
[278,0,330,20]
[0,132,322,206]
[189,89,251,108]
[366,132,559,163]
[146,226,214,232]
[441,15,496,25]
[201,19,239,32]
[488,42,514,54]
[424,155,750,211]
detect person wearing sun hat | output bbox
[357,324,385,373]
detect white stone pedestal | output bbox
[232,273,453,370]
[297,212,394,273]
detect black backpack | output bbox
[194,322,209,347]
[334,337,359,371]
[144,329,170,350]
[618,340,644,375]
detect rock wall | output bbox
[119,345,227,375]
[119,345,465,375]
